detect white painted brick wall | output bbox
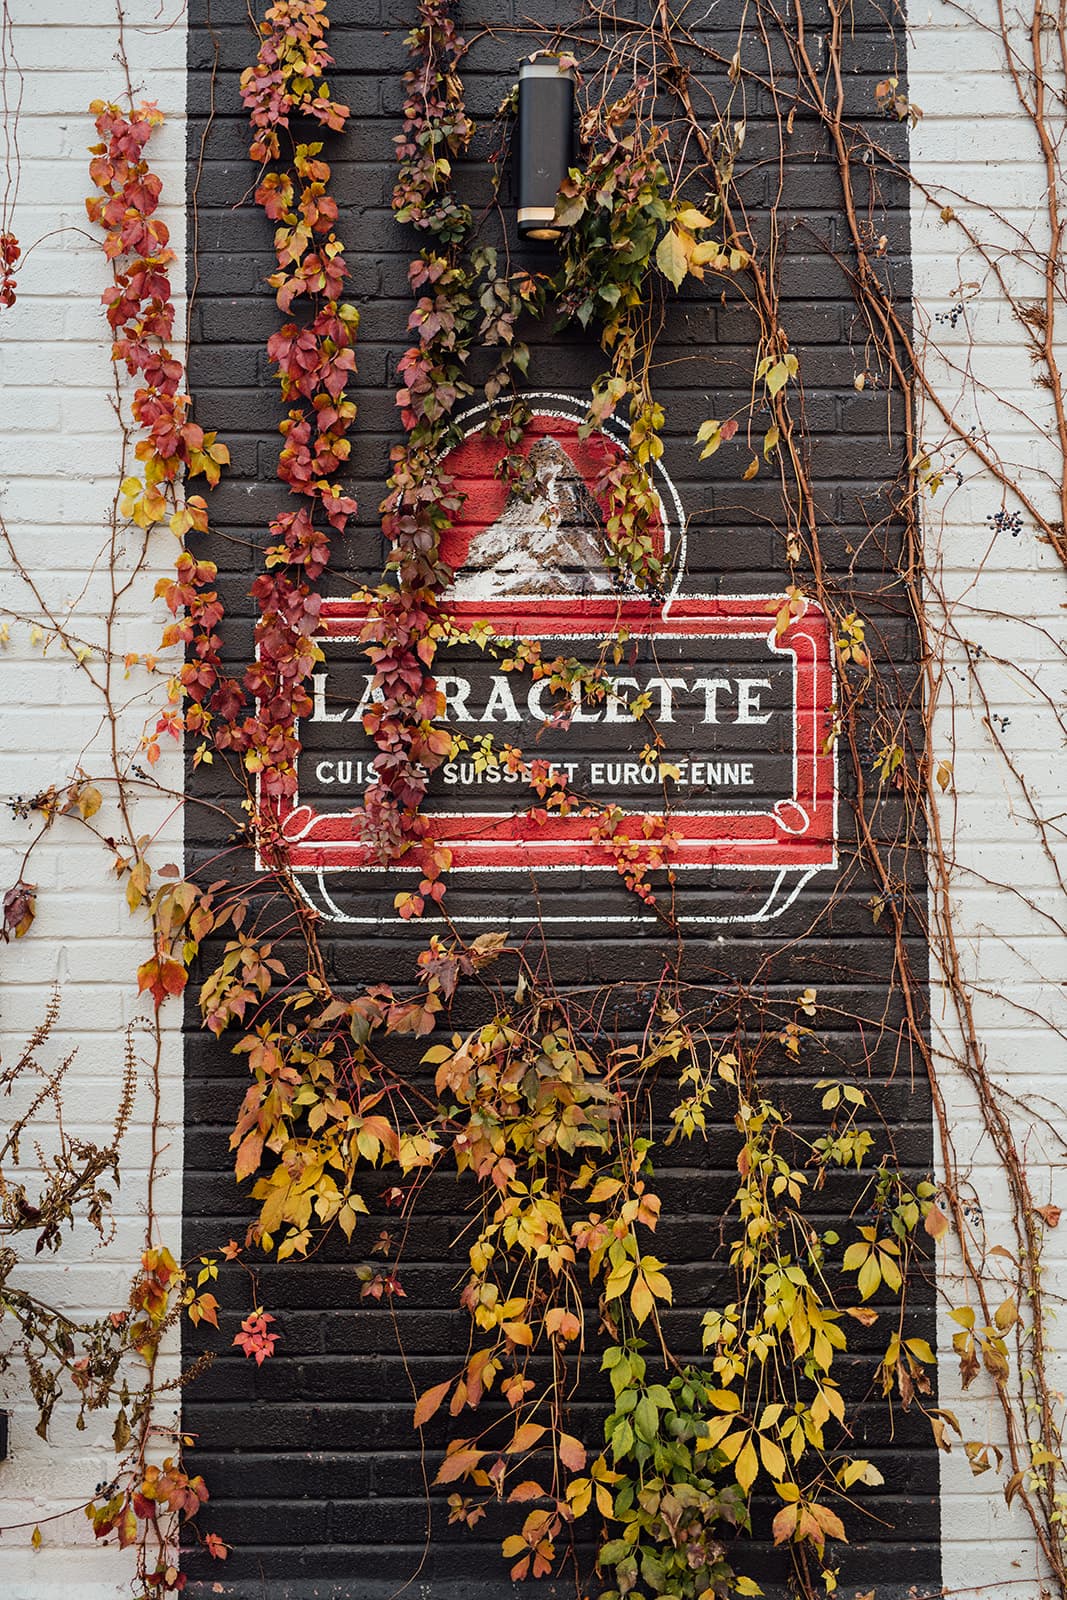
[0,3,186,1595]
[910,2,1067,1595]
[1,0,1064,1595]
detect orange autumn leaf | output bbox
[508,1479,547,1502]
[413,1379,451,1428]
[137,954,188,1009]
[508,1421,546,1453]
[435,1447,485,1484]
[924,1204,950,1240]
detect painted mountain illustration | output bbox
[449,434,616,597]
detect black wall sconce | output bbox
[516,55,575,243]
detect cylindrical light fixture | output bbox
[516,55,575,243]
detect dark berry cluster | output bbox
[935,301,965,328]
[986,507,1024,536]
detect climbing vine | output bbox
[1,0,1065,1596]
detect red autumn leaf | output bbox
[204,1532,229,1560]
[233,1309,278,1366]
[137,953,187,1009]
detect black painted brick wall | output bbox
[183,2,936,1595]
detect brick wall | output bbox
[0,1,187,1594]
[181,3,937,1597]
[7,1,1064,1597]
[910,2,1067,1595]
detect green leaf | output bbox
[611,1417,634,1460]
[634,1393,659,1443]
[640,1549,667,1591]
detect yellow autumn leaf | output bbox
[735,1437,759,1492]
[630,1272,654,1325]
[641,1259,673,1303]
[604,1257,634,1300]
[77,784,103,819]
[656,227,688,289]
[566,1476,592,1517]
[995,1297,1018,1331]
[699,1414,737,1452]
[879,1251,902,1293]
[759,1433,787,1481]
[708,1388,742,1412]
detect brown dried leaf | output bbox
[2,879,36,941]
[844,1305,879,1326]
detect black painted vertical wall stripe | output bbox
[183,3,937,1595]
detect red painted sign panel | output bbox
[260,397,837,919]
[278,594,836,874]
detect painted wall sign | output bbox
[266,398,837,921]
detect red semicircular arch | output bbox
[437,413,666,576]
